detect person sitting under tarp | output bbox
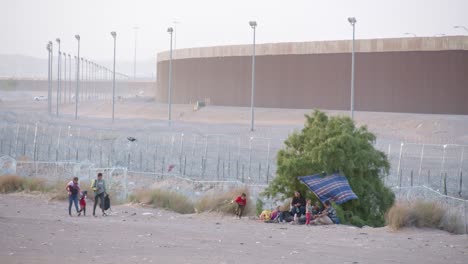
[290,191,306,217]
[311,200,340,225]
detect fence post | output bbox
[248,137,253,179]
[242,164,245,183]
[396,142,404,188]
[440,144,447,190]
[23,125,29,156]
[410,170,413,187]
[14,123,20,157]
[443,172,448,195]
[33,123,38,177]
[459,171,463,197]
[418,144,425,185]
[266,139,271,184]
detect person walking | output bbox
[66,177,81,216]
[92,173,107,216]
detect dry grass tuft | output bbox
[0,175,46,193]
[195,187,254,216]
[130,189,194,214]
[386,202,410,230]
[386,200,465,234]
[408,200,444,228]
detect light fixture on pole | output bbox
[347,17,356,120]
[74,35,80,120]
[56,38,61,116]
[46,41,52,114]
[111,31,117,122]
[454,25,468,33]
[167,27,174,123]
[404,32,417,37]
[249,20,257,132]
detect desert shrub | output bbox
[408,201,443,228]
[386,203,409,230]
[47,180,70,201]
[263,110,394,227]
[385,200,465,234]
[440,211,465,234]
[0,175,46,193]
[350,215,366,227]
[131,189,194,214]
[195,187,254,216]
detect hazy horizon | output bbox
[1,0,467,62]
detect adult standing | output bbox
[92,172,107,216]
[66,177,80,216]
[290,191,306,217]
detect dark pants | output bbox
[290,206,306,217]
[68,195,79,215]
[93,193,105,215]
[236,204,245,218]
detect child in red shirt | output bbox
[78,191,87,216]
[233,193,247,219]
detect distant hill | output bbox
[0,54,156,80]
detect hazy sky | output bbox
[1,0,467,61]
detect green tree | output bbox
[264,110,394,227]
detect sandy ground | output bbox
[1,194,467,264]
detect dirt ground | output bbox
[0,194,467,264]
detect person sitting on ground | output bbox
[290,191,306,217]
[270,206,281,222]
[232,193,247,219]
[311,200,340,225]
[312,201,322,219]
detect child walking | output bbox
[305,199,313,225]
[78,190,87,216]
[233,193,247,219]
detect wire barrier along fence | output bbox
[0,121,277,186]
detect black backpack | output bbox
[101,194,111,211]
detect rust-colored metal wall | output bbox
[156,50,468,115]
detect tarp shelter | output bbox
[298,173,358,204]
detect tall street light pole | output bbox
[64,53,67,105]
[74,35,80,120]
[47,41,52,115]
[133,26,139,80]
[348,17,357,120]
[81,58,84,101]
[249,21,257,132]
[56,38,61,116]
[111,31,117,122]
[68,54,71,103]
[167,27,174,123]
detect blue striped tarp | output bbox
[298,173,358,204]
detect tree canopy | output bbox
[264,110,394,227]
